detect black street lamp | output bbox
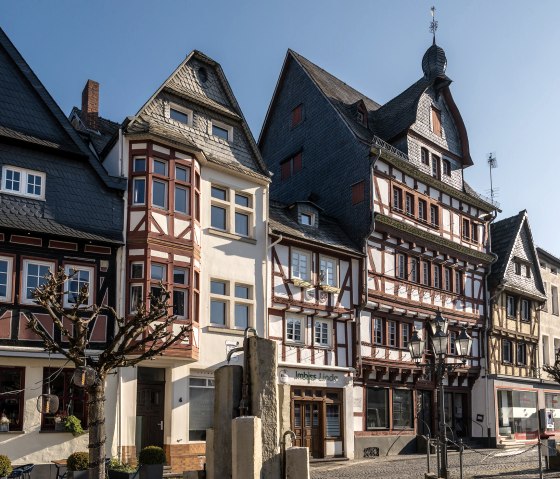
[408,312,473,479]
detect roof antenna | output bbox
[487,153,498,205]
[430,6,438,45]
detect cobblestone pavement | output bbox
[311,446,560,479]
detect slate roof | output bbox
[70,107,120,156]
[0,27,125,191]
[489,211,525,286]
[269,201,362,255]
[0,194,122,243]
[126,50,270,181]
[489,211,546,299]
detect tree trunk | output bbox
[88,374,106,479]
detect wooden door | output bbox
[417,390,433,437]
[293,401,323,458]
[136,381,165,450]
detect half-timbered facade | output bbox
[537,247,560,439]
[268,200,362,459]
[475,211,546,446]
[259,42,496,456]
[0,27,125,466]
[89,51,269,471]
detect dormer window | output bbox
[168,103,193,126]
[356,101,368,127]
[1,165,46,200]
[211,120,233,142]
[300,213,312,226]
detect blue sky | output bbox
[2,1,559,256]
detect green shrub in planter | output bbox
[67,452,89,471]
[0,455,12,479]
[108,460,137,479]
[139,446,166,479]
[67,452,89,479]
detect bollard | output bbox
[232,416,262,479]
[285,447,310,479]
[426,434,430,474]
[459,438,463,479]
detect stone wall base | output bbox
[164,443,206,472]
[354,434,417,458]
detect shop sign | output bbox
[279,368,342,385]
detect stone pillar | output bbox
[248,336,281,479]
[232,416,262,479]
[285,447,310,479]
[205,429,214,479]
[278,383,292,439]
[213,365,243,479]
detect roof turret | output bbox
[422,43,447,79]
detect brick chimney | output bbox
[81,79,99,130]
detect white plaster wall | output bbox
[0,356,108,464]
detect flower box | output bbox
[292,278,312,288]
[320,284,340,294]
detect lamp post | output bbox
[409,311,473,479]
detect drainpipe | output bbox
[356,148,381,376]
[265,224,282,340]
[483,209,500,442]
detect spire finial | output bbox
[430,6,438,45]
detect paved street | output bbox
[311,446,560,479]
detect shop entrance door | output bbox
[445,392,469,439]
[135,368,165,452]
[293,401,323,458]
[418,390,433,437]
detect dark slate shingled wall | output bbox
[0,143,123,239]
[260,57,371,243]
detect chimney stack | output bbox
[81,79,99,130]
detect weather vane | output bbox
[430,6,438,45]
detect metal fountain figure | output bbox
[408,310,473,479]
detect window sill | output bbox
[208,228,257,245]
[207,326,246,336]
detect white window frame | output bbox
[63,264,95,308]
[314,319,332,348]
[2,165,46,200]
[132,177,146,205]
[210,185,254,239]
[21,259,55,305]
[132,156,146,172]
[129,284,143,314]
[388,320,397,347]
[131,262,144,279]
[173,288,188,319]
[286,315,304,344]
[291,249,311,282]
[319,256,337,287]
[167,102,193,127]
[210,119,233,142]
[151,178,168,210]
[0,256,13,302]
[209,278,254,330]
[152,158,168,177]
[374,318,384,345]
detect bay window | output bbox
[152,179,167,209]
[175,185,190,214]
[132,178,145,205]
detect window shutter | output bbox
[432,108,442,136]
[281,161,291,180]
[293,153,303,173]
[291,105,302,127]
[351,181,365,205]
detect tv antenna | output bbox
[487,153,498,205]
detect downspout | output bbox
[483,209,500,442]
[266,230,283,340]
[119,127,124,177]
[356,148,381,377]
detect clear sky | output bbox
[1,1,559,256]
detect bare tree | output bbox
[24,268,190,479]
[543,350,560,384]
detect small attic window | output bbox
[300,213,313,226]
[431,107,442,137]
[357,102,368,127]
[198,67,208,83]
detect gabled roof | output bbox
[269,200,362,256]
[260,48,472,166]
[126,50,269,181]
[489,210,546,298]
[0,27,125,191]
[69,107,120,156]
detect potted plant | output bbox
[54,412,68,432]
[64,415,84,437]
[0,414,9,432]
[67,452,89,479]
[0,455,12,479]
[108,459,137,479]
[139,446,166,479]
